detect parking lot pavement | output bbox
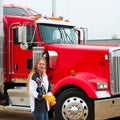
[0,105,119,120]
[0,111,33,120]
[0,105,55,120]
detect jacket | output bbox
[29,72,51,112]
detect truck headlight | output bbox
[97,82,108,90]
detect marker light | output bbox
[97,82,108,90]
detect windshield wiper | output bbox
[58,27,67,43]
[63,28,74,44]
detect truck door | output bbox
[12,25,36,81]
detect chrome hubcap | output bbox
[62,97,88,120]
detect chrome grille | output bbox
[110,47,120,95]
[32,47,45,66]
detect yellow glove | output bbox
[48,95,56,106]
[44,94,56,106]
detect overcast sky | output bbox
[3,0,120,40]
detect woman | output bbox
[28,57,51,120]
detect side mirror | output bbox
[74,27,81,44]
[18,26,28,50]
[79,27,88,44]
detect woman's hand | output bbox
[43,93,56,106]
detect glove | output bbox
[44,94,56,106]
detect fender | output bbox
[52,72,110,98]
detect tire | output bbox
[54,88,94,120]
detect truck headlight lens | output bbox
[97,82,108,90]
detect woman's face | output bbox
[37,59,46,73]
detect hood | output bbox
[46,44,118,52]
[46,44,119,80]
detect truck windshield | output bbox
[39,24,78,44]
[4,7,29,16]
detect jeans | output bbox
[33,111,48,120]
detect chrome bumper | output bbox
[95,97,120,120]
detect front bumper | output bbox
[95,97,120,120]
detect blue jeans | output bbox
[33,111,48,120]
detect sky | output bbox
[3,0,120,40]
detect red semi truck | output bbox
[3,4,40,19]
[1,6,120,120]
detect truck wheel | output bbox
[54,88,94,120]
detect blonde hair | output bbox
[27,57,47,92]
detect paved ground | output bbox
[0,105,55,120]
[0,110,119,120]
[0,111,33,120]
[0,105,120,120]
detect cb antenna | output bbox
[52,0,56,17]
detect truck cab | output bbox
[3,4,40,19]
